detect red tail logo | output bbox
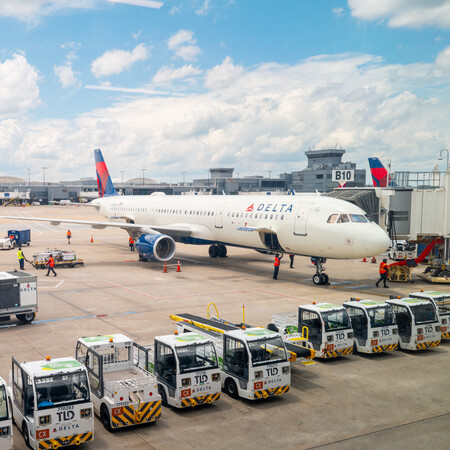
[246,203,254,212]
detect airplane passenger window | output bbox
[350,214,367,223]
[275,215,278,219]
[337,214,350,223]
[281,215,284,220]
[255,214,258,218]
[211,212,214,216]
[228,213,230,217]
[327,214,338,223]
[232,213,235,217]
[265,214,268,219]
[245,213,248,218]
[270,214,273,219]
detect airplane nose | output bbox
[364,226,390,255]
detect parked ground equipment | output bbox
[0,271,37,324]
[75,334,161,431]
[7,230,30,247]
[386,297,441,350]
[343,299,398,353]
[144,333,221,408]
[31,249,84,269]
[7,356,94,450]
[171,307,292,401]
[388,241,415,261]
[0,376,13,450]
[409,290,450,339]
[270,303,354,358]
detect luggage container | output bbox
[386,298,441,350]
[0,271,37,324]
[343,299,398,353]
[7,356,94,450]
[409,290,450,339]
[0,376,13,450]
[7,230,30,247]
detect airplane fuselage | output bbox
[92,193,390,259]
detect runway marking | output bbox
[102,280,159,299]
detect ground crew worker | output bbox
[67,229,72,244]
[9,234,15,245]
[289,254,295,269]
[273,253,283,279]
[17,247,25,270]
[129,236,135,252]
[46,254,57,277]
[376,258,388,288]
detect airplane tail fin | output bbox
[368,157,389,187]
[94,149,118,197]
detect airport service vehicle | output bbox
[143,333,221,408]
[8,356,94,450]
[7,229,30,247]
[0,149,391,286]
[171,311,292,401]
[409,291,450,339]
[0,271,37,324]
[0,376,13,450]
[343,299,398,353]
[31,249,84,269]
[386,298,441,350]
[75,334,161,431]
[388,241,415,261]
[270,303,354,358]
[0,237,14,250]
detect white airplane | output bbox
[0,149,390,285]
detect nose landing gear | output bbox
[311,257,329,285]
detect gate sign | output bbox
[332,170,354,182]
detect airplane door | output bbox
[215,205,226,229]
[294,203,313,236]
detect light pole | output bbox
[41,167,47,185]
[120,171,124,184]
[439,148,449,169]
[27,168,30,185]
[181,171,186,184]
[142,169,146,186]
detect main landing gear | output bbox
[311,257,329,285]
[209,244,227,258]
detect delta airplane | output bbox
[1,149,390,285]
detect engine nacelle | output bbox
[135,234,176,262]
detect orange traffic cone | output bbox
[90,235,94,243]
[371,256,377,263]
[176,260,181,272]
[362,258,367,262]
[163,262,168,273]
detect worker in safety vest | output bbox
[9,234,15,245]
[17,247,25,270]
[376,258,388,288]
[67,229,72,244]
[46,254,57,277]
[129,236,135,252]
[273,253,283,280]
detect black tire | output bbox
[27,242,30,246]
[312,273,324,285]
[323,273,329,284]
[209,245,219,258]
[225,378,239,399]
[158,384,169,407]
[217,245,227,257]
[17,313,35,324]
[68,263,74,268]
[22,422,31,449]
[101,404,112,432]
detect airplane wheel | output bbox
[217,245,227,257]
[209,245,219,258]
[323,274,329,284]
[312,274,324,285]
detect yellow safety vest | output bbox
[17,250,24,260]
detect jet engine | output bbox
[135,234,176,262]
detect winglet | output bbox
[94,149,118,197]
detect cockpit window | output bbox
[350,214,368,223]
[327,214,338,223]
[336,214,350,223]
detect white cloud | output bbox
[195,0,211,16]
[54,62,81,88]
[0,53,40,117]
[332,7,344,17]
[153,64,203,84]
[3,51,450,181]
[167,30,201,62]
[435,46,450,73]
[91,43,149,78]
[108,0,163,8]
[349,0,450,29]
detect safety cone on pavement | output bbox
[362,258,367,262]
[90,235,94,243]
[371,256,377,263]
[176,260,181,272]
[163,262,168,273]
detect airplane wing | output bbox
[0,216,193,237]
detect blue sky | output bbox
[1,0,450,183]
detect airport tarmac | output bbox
[0,206,449,450]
